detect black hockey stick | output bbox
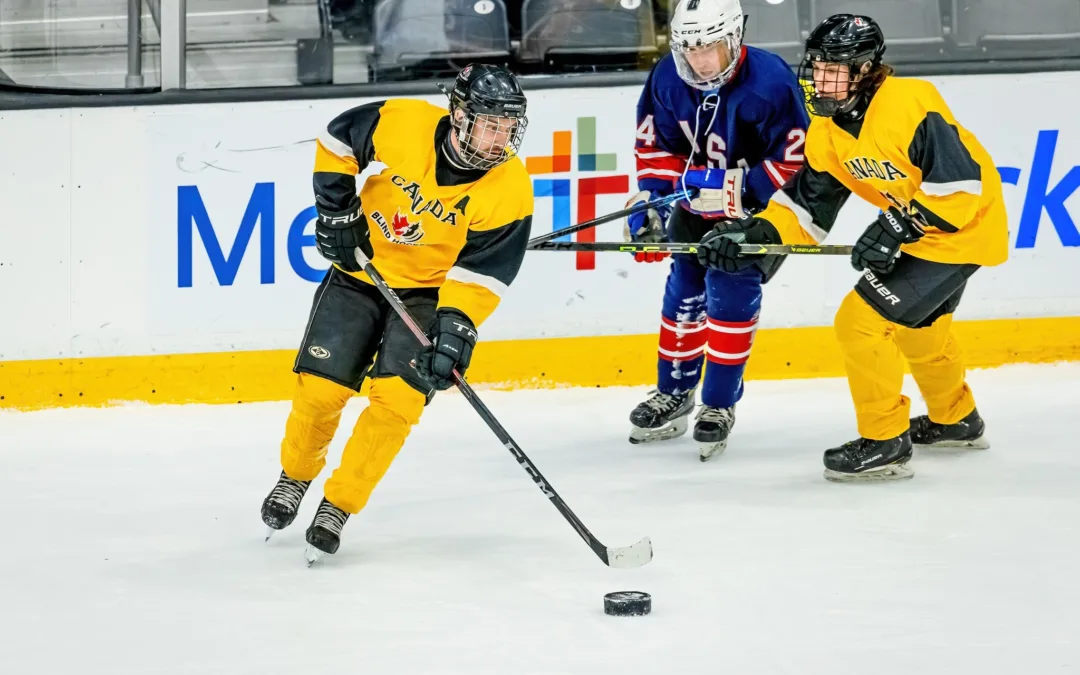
[530,241,855,255]
[527,190,691,248]
[353,248,653,569]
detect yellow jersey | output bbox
[313,98,534,326]
[758,77,1008,267]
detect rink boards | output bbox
[2,71,1080,409]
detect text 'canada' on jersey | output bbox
[313,98,535,326]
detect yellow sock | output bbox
[833,290,910,440]
[895,314,976,425]
[323,377,427,514]
[279,373,354,481]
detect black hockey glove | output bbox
[315,197,374,273]
[696,217,781,274]
[851,206,925,275]
[415,309,477,391]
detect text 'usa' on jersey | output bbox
[313,98,534,327]
[634,46,810,211]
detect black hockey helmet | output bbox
[446,64,528,170]
[799,14,887,118]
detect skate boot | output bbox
[628,389,696,444]
[694,405,735,462]
[261,471,312,541]
[910,408,989,449]
[304,497,351,566]
[823,432,914,482]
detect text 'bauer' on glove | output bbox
[680,167,747,219]
[696,216,782,274]
[314,197,375,273]
[623,189,673,263]
[415,309,477,391]
[851,205,925,275]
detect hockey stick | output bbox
[530,241,855,255]
[526,190,691,248]
[353,248,653,569]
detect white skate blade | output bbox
[629,417,688,444]
[824,463,914,483]
[304,545,326,567]
[915,436,990,450]
[698,439,729,462]
[606,537,653,569]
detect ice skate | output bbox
[823,432,914,482]
[261,471,312,541]
[694,405,735,461]
[910,408,989,450]
[304,497,350,566]
[628,389,696,444]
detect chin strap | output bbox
[843,63,884,119]
[441,128,472,172]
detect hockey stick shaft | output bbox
[531,241,854,255]
[353,249,652,568]
[526,191,690,248]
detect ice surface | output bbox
[1,364,1079,674]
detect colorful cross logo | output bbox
[527,116,630,270]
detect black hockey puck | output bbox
[603,591,651,616]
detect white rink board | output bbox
[2,71,1080,362]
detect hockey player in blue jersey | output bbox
[625,0,809,460]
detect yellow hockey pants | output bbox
[278,372,427,514]
[833,290,976,440]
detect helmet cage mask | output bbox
[799,48,877,118]
[670,16,745,91]
[448,89,528,171]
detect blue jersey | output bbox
[634,46,810,212]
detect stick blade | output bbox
[605,536,653,568]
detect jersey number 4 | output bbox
[636,115,657,146]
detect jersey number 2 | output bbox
[784,129,806,162]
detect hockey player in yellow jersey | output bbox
[696,14,1008,482]
[260,64,533,560]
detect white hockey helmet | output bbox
[669,0,745,90]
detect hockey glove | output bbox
[851,206,925,275]
[623,190,673,263]
[315,197,374,273]
[681,168,747,219]
[415,309,477,391]
[697,217,781,274]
